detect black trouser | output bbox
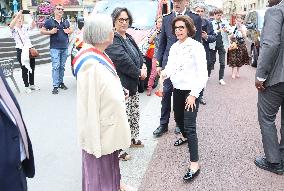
[160,78,173,126]
[16,48,35,87]
[173,88,199,162]
[209,46,226,80]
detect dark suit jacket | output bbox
[105,32,144,96]
[202,18,216,64]
[0,69,35,190]
[157,10,202,68]
[256,2,284,87]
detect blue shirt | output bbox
[44,18,70,49]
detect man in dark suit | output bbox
[153,0,202,137]
[194,3,216,105]
[0,69,35,190]
[254,0,284,175]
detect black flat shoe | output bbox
[254,156,284,175]
[183,169,200,182]
[174,138,188,146]
[153,125,168,137]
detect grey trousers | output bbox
[258,82,284,163]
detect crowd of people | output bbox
[1,0,284,190]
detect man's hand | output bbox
[63,28,71,34]
[201,31,208,40]
[255,79,265,91]
[50,28,58,34]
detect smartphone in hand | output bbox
[22,10,30,14]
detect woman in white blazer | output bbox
[160,15,208,182]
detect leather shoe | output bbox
[183,169,200,182]
[254,156,284,175]
[174,126,181,134]
[153,125,168,137]
[199,98,206,105]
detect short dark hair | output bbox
[214,8,223,15]
[209,11,214,17]
[171,15,196,37]
[111,7,133,27]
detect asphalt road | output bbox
[139,64,284,191]
[8,62,161,191]
[5,53,283,191]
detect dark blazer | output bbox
[157,10,202,68]
[256,2,284,87]
[202,18,216,63]
[0,69,35,190]
[105,32,144,96]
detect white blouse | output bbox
[11,25,33,49]
[163,37,208,98]
[232,25,247,38]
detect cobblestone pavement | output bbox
[139,64,284,191]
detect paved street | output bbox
[7,62,161,191]
[139,64,284,191]
[4,52,283,191]
[2,0,282,190]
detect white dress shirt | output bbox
[0,98,26,162]
[175,8,186,16]
[163,37,208,98]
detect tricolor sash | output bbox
[72,47,116,78]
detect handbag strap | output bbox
[16,28,25,47]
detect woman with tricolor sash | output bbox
[74,13,131,191]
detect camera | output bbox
[22,10,30,14]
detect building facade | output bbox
[223,0,267,21]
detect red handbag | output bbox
[29,48,39,58]
[17,30,39,58]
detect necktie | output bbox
[217,22,221,30]
[0,77,29,159]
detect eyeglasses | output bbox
[56,8,64,11]
[174,25,185,31]
[118,18,130,23]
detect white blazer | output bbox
[77,58,131,158]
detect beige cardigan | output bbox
[77,58,131,158]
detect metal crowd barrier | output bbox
[0,59,20,93]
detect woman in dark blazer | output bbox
[105,7,147,161]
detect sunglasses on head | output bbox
[56,8,64,11]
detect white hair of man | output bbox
[83,13,113,45]
[194,3,206,11]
